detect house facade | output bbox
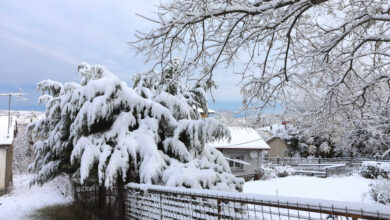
[256,124,289,158]
[208,127,270,177]
[0,116,16,195]
[266,137,288,157]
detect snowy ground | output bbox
[0,174,72,220]
[244,174,375,204]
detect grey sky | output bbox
[0,0,243,111]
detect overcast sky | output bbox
[0,0,243,112]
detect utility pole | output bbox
[0,91,26,137]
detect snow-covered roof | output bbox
[196,107,215,114]
[209,127,270,150]
[257,123,286,133]
[0,115,15,145]
[255,129,273,140]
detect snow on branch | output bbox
[132,0,390,157]
[132,0,390,117]
[28,62,243,192]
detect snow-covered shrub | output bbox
[28,62,243,192]
[369,179,390,205]
[255,165,295,180]
[360,161,390,179]
[275,165,295,177]
[255,165,276,180]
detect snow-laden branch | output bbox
[132,0,390,118]
[28,62,244,192]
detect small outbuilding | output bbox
[208,127,270,177]
[266,136,289,157]
[0,115,16,195]
[256,124,289,158]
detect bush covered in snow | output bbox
[276,165,295,178]
[360,161,390,179]
[28,61,243,192]
[255,165,276,180]
[369,179,390,205]
[255,165,295,180]
[361,162,390,204]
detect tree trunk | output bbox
[98,185,106,209]
[117,176,125,220]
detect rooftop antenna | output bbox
[0,88,26,136]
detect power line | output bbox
[215,138,265,148]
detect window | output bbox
[229,155,244,169]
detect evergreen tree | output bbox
[28,62,243,192]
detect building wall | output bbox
[0,148,7,195]
[0,145,13,196]
[6,144,13,189]
[267,138,288,157]
[218,149,267,177]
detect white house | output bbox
[0,115,16,195]
[208,127,270,177]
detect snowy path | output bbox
[0,174,72,220]
[243,174,375,203]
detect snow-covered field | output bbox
[0,174,71,220]
[244,174,374,204]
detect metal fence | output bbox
[237,161,364,180]
[260,157,390,165]
[125,183,390,220]
[73,179,117,208]
[73,179,120,219]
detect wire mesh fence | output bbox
[260,157,390,165]
[125,183,390,220]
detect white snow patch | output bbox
[0,174,72,220]
[244,174,374,203]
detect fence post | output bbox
[160,194,163,220]
[217,199,221,220]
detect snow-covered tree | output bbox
[308,145,317,156]
[28,62,243,192]
[283,92,390,157]
[214,110,248,127]
[133,0,390,113]
[133,0,390,157]
[342,107,390,157]
[319,142,330,154]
